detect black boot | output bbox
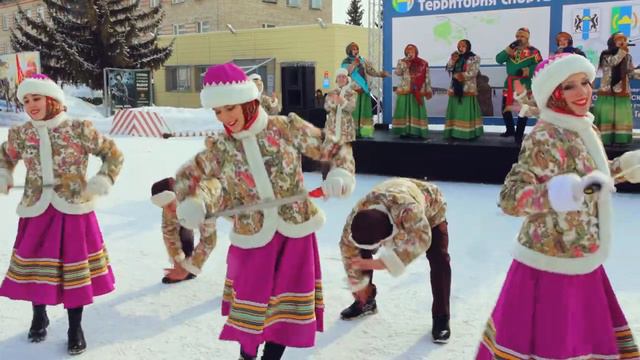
[28,304,49,343]
[514,117,527,144]
[340,284,378,320]
[501,110,515,137]
[432,315,451,344]
[67,307,86,355]
[261,342,286,360]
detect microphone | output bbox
[628,43,636,47]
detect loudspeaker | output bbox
[281,63,315,116]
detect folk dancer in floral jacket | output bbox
[0,74,124,355]
[150,177,217,284]
[174,63,356,360]
[249,73,281,115]
[477,53,640,359]
[338,178,452,344]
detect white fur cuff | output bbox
[326,167,356,197]
[151,191,176,207]
[348,275,371,292]
[547,173,582,212]
[378,246,406,277]
[179,258,202,275]
[86,174,112,197]
[620,150,640,183]
[172,251,186,264]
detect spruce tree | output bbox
[10,0,173,89]
[346,0,364,26]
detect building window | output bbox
[262,0,277,3]
[286,0,300,7]
[2,15,9,31]
[173,24,186,35]
[197,21,210,33]
[195,65,212,91]
[150,0,160,7]
[262,23,275,28]
[166,66,192,92]
[37,6,45,19]
[310,0,322,9]
[172,0,185,4]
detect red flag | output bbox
[16,54,24,84]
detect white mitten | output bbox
[176,197,206,230]
[620,150,640,183]
[86,174,112,197]
[547,173,584,212]
[321,168,355,198]
[0,170,13,195]
[581,170,615,199]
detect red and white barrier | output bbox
[110,109,171,138]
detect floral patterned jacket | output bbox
[445,55,480,96]
[260,94,281,115]
[598,49,640,96]
[175,107,355,249]
[324,82,357,143]
[500,109,630,274]
[0,113,123,218]
[394,58,432,96]
[339,178,446,290]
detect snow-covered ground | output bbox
[0,128,638,360]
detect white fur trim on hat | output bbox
[17,77,65,106]
[336,68,349,77]
[531,54,595,112]
[151,190,176,208]
[248,73,262,81]
[200,80,261,108]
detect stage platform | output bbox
[305,129,640,193]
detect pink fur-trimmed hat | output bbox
[200,63,260,108]
[531,53,595,110]
[17,73,66,106]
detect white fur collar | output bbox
[538,108,593,132]
[28,112,66,129]
[231,107,268,140]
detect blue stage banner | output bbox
[383,0,640,130]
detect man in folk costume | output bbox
[555,31,586,57]
[593,32,640,145]
[150,177,217,284]
[495,27,542,143]
[324,68,357,144]
[341,42,389,138]
[249,73,281,116]
[444,39,484,140]
[392,44,432,138]
[174,63,355,360]
[338,178,452,344]
[477,53,640,359]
